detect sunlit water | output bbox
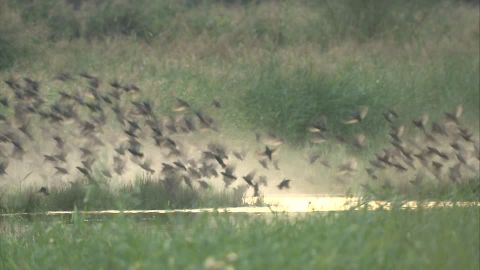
[2,195,478,217]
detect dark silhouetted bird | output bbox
[221,166,237,187]
[38,187,49,196]
[242,171,256,186]
[76,166,91,178]
[198,180,210,189]
[258,159,269,169]
[262,146,275,161]
[212,99,221,108]
[54,166,68,175]
[101,169,112,178]
[277,179,291,190]
[0,161,8,176]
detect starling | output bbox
[389,125,405,142]
[432,161,443,171]
[343,106,368,124]
[0,97,8,107]
[262,146,275,161]
[242,171,257,186]
[258,159,269,169]
[212,99,221,108]
[310,133,328,145]
[214,154,227,169]
[173,161,187,171]
[444,104,463,124]
[383,109,398,123]
[365,168,378,180]
[198,180,210,189]
[353,133,367,149]
[43,155,58,163]
[139,160,155,174]
[338,159,358,175]
[113,156,126,175]
[76,166,91,178]
[53,136,65,149]
[54,166,69,175]
[308,153,320,164]
[101,169,112,178]
[413,113,429,131]
[448,163,462,182]
[55,72,74,82]
[257,175,268,186]
[277,179,291,190]
[233,151,246,161]
[183,176,193,189]
[308,115,328,133]
[431,122,448,137]
[263,133,284,146]
[320,159,331,168]
[173,98,191,112]
[221,166,237,187]
[273,159,280,170]
[38,187,49,196]
[0,161,8,176]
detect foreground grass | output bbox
[1,206,478,270]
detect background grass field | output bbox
[1,0,478,143]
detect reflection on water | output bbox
[245,195,479,212]
[1,195,478,217]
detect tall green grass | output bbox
[241,52,479,144]
[4,0,471,44]
[0,177,247,213]
[1,206,478,269]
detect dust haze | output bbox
[0,75,479,199]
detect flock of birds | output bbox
[0,73,293,197]
[0,73,479,198]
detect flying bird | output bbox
[173,98,191,112]
[308,115,328,133]
[38,187,49,196]
[413,113,429,132]
[277,179,291,190]
[444,104,463,124]
[343,106,368,124]
[383,109,399,123]
[262,146,275,161]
